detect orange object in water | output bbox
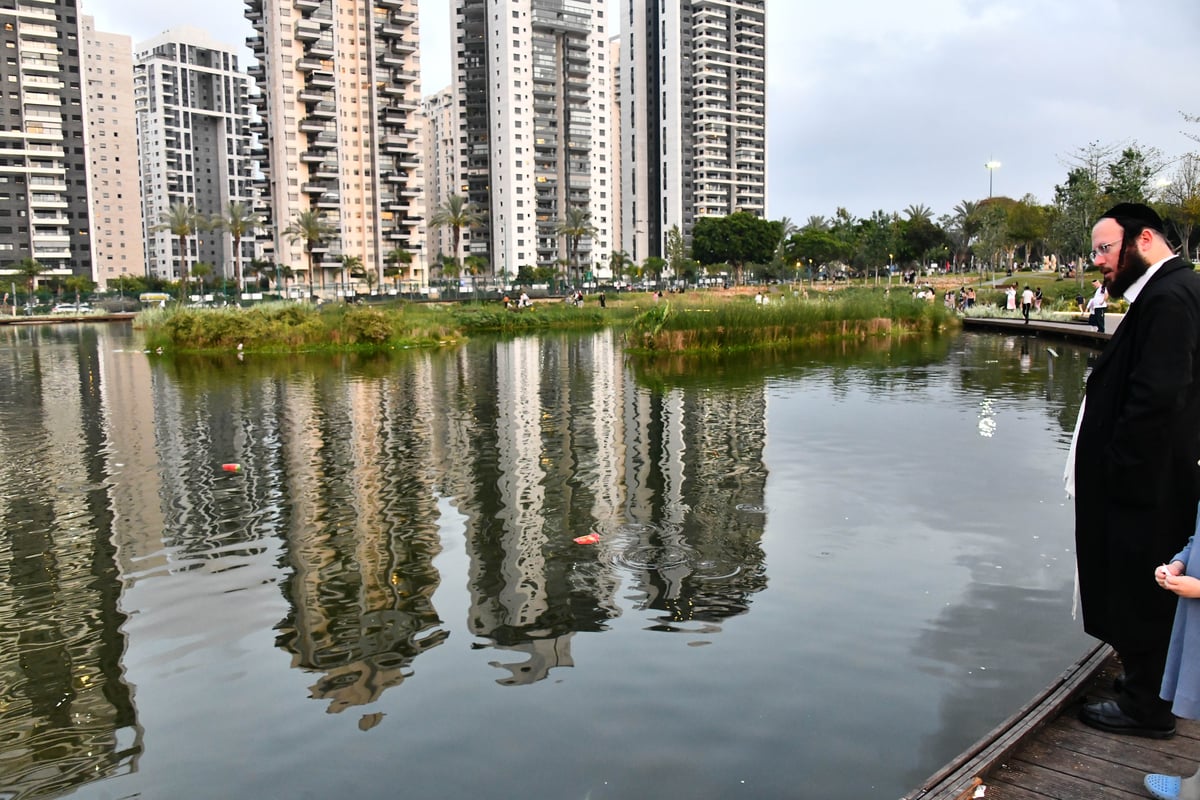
[573,533,600,545]
[221,463,242,473]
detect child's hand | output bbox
[1162,570,1200,599]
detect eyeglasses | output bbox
[1090,240,1121,260]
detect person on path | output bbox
[1144,507,1200,799]
[1005,285,1017,313]
[1086,278,1109,332]
[1072,203,1200,740]
[1021,285,1034,323]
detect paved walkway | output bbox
[961,313,1122,346]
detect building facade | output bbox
[134,27,255,285]
[621,0,766,264]
[0,0,93,290]
[421,86,459,277]
[455,0,613,284]
[245,0,426,297]
[81,16,144,290]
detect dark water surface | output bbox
[0,322,1094,799]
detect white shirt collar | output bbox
[1122,256,1172,304]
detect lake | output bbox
[0,322,1094,799]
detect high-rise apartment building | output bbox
[455,0,613,282]
[622,0,766,263]
[81,16,144,290]
[244,0,426,296]
[134,27,256,284]
[0,0,93,285]
[421,86,459,274]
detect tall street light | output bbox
[985,160,1002,198]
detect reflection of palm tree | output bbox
[429,195,483,277]
[284,209,336,297]
[153,202,204,303]
[555,206,596,287]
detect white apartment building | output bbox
[455,0,613,284]
[421,86,459,273]
[245,0,426,296]
[622,0,767,264]
[81,16,144,290]
[134,27,256,284]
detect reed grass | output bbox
[139,290,958,354]
[624,289,957,354]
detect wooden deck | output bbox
[903,644,1200,799]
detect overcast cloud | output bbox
[83,0,1200,223]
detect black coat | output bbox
[1075,257,1200,652]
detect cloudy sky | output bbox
[83,0,1200,223]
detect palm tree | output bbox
[210,201,262,296]
[153,202,204,303]
[904,204,935,225]
[283,209,336,298]
[385,247,412,292]
[191,262,214,299]
[340,254,362,299]
[15,257,44,305]
[952,200,982,268]
[429,195,484,276]
[554,206,596,287]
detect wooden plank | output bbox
[902,644,1112,799]
[987,758,1144,799]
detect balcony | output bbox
[308,101,336,119]
[308,71,335,89]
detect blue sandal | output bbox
[1145,774,1182,800]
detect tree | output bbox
[608,250,632,284]
[554,206,596,287]
[780,228,851,274]
[385,247,412,292]
[191,262,214,296]
[664,224,687,280]
[1160,153,1200,261]
[1006,195,1050,266]
[15,257,44,302]
[951,200,983,267]
[340,254,363,298]
[210,201,262,295]
[643,256,666,285]
[64,275,94,305]
[154,202,204,303]
[1103,143,1165,204]
[429,195,484,276]
[283,209,336,297]
[691,212,781,284]
[770,216,798,273]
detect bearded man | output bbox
[1074,203,1200,739]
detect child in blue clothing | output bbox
[1145,503,1200,800]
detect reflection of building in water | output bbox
[449,332,768,682]
[269,358,448,712]
[0,327,140,797]
[455,333,626,684]
[624,383,769,623]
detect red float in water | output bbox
[221,463,242,473]
[573,533,600,545]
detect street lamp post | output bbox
[985,159,1002,198]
